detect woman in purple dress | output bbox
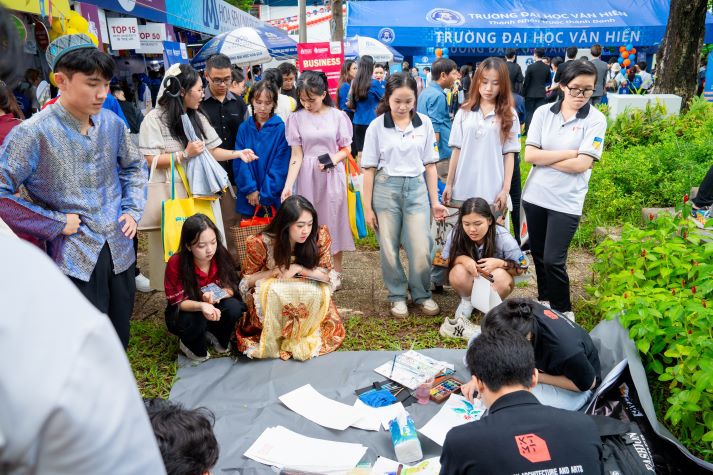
[281,71,354,289]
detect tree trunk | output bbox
[652,0,708,108]
[331,0,344,42]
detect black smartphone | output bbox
[317,153,334,169]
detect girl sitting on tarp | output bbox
[233,80,290,220]
[235,195,345,360]
[438,198,528,341]
[163,213,246,362]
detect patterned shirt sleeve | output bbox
[0,125,66,238]
[316,225,334,271]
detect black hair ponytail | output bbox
[482,298,537,342]
[295,70,334,110]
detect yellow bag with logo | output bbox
[162,154,215,261]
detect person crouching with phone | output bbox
[164,213,246,362]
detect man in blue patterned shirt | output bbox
[0,34,147,348]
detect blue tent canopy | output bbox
[346,0,713,49]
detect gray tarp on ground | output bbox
[589,318,713,472]
[169,348,471,474]
[170,319,713,473]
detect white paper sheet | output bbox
[418,394,486,446]
[352,400,409,431]
[370,456,442,475]
[374,351,454,390]
[470,276,502,314]
[279,384,362,430]
[244,425,367,471]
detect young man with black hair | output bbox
[0,34,147,349]
[417,58,458,162]
[505,48,524,94]
[553,46,579,85]
[202,53,247,261]
[278,62,299,100]
[146,399,219,475]
[522,47,551,133]
[590,44,608,105]
[636,61,653,91]
[440,330,603,474]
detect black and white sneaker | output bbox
[439,316,481,340]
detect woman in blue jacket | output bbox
[233,80,290,218]
[347,55,384,161]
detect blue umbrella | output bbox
[192,24,297,69]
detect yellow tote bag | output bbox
[162,154,215,261]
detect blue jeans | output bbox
[373,173,433,304]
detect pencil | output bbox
[389,354,397,378]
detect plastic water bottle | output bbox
[389,413,423,464]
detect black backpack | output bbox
[591,415,656,475]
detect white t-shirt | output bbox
[523,102,607,216]
[0,237,166,474]
[361,112,439,177]
[449,107,521,203]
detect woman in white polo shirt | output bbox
[362,72,449,318]
[442,57,520,210]
[523,60,607,320]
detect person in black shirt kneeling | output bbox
[463,298,600,411]
[440,330,603,475]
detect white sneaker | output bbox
[562,311,575,322]
[390,300,409,318]
[206,332,230,354]
[135,273,151,293]
[440,316,481,340]
[179,340,210,362]
[455,298,474,320]
[420,298,440,316]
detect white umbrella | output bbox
[344,35,404,63]
[192,25,297,68]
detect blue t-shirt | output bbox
[353,79,384,126]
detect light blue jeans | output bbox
[372,173,434,304]
[531,383,593,411]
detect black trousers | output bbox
[693,165,713,208]
[165,297,246,356]
[509,153,522,245]
[524,97,547,134]
[70,243,136,349]
[522,201,580,312]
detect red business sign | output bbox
[297,41,344,99]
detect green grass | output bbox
[342,314,468,351]
[128,318,178,399]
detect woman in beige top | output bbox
[139,63,256,289]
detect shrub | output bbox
[588,202,713,459]
[570,98,713,247]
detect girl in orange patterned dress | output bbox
[236,195,345,360]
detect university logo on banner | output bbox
[426,8,465,26]
[378,27,395,44]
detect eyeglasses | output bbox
[564,86,595,98]
[209,78,231,86]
